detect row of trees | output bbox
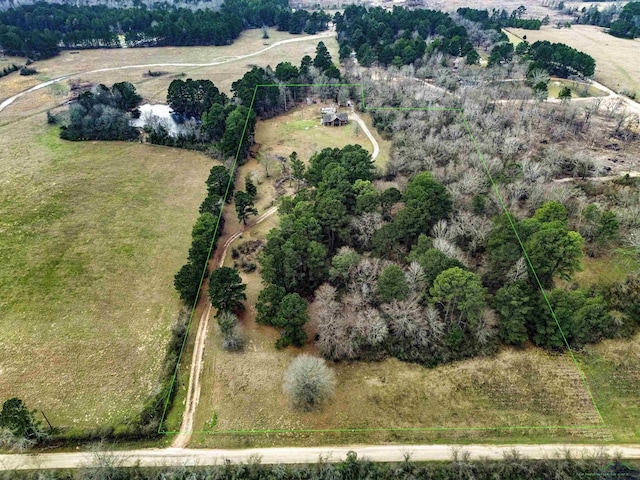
[173,166,231,306]
[334,5,477,67]
[457,6,544,31]
[0,0,329,59]
[15,451,638,479]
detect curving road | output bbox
[1,444,640,470]
[0,28,335,114]
[349,109,379,162]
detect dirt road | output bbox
[171,206,278,448]
[2,444,640,470]
[349,110,379,162]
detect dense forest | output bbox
[334,5,475,67]
[0,0,330,59]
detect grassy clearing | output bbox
[509,25,640,98]
[0,115,212,432]
[502,28,524,47]
[571,249,639,288]
[547,78,608,99]
[579,333,640,443]
[254,104,381,164]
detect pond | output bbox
[131,104,197,136]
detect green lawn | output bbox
[0,116,212,432]
[573,249,639,288]
[547,79,608,99]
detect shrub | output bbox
[19,67,37,76]
[283,354,336,411]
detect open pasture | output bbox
[0,29,339,123]
[254,104,390,169]
[0,115,212,432]
[508,25,640,98]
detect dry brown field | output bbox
[0,29,339,124]
[508,25,640,98]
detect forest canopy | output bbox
[0,0,329,59]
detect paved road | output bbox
[2,444,640,470]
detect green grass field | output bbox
[0,116,212,432]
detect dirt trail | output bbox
[553,171,640,183]
[0,29,335,114]
[171,205,278,448]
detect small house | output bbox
[322,112,348,127]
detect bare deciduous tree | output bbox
[283,354,336,411]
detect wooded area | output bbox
[0,0,329,59]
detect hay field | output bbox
[0,29,339,121]
[508,25,640,98]
[0,116,212,432]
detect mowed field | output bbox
[507,25,640,98]
[0,29,339,126]
[0,115,213,431]
[254,104,390,169]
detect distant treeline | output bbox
[0,0,330,59]
[457,6,545,30]
[609,0,640,38]
[335,5,476,68]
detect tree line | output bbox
[334,5,477,67]
[608,0,640,39]
[457,6,545,31]
[0,0,329,59]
